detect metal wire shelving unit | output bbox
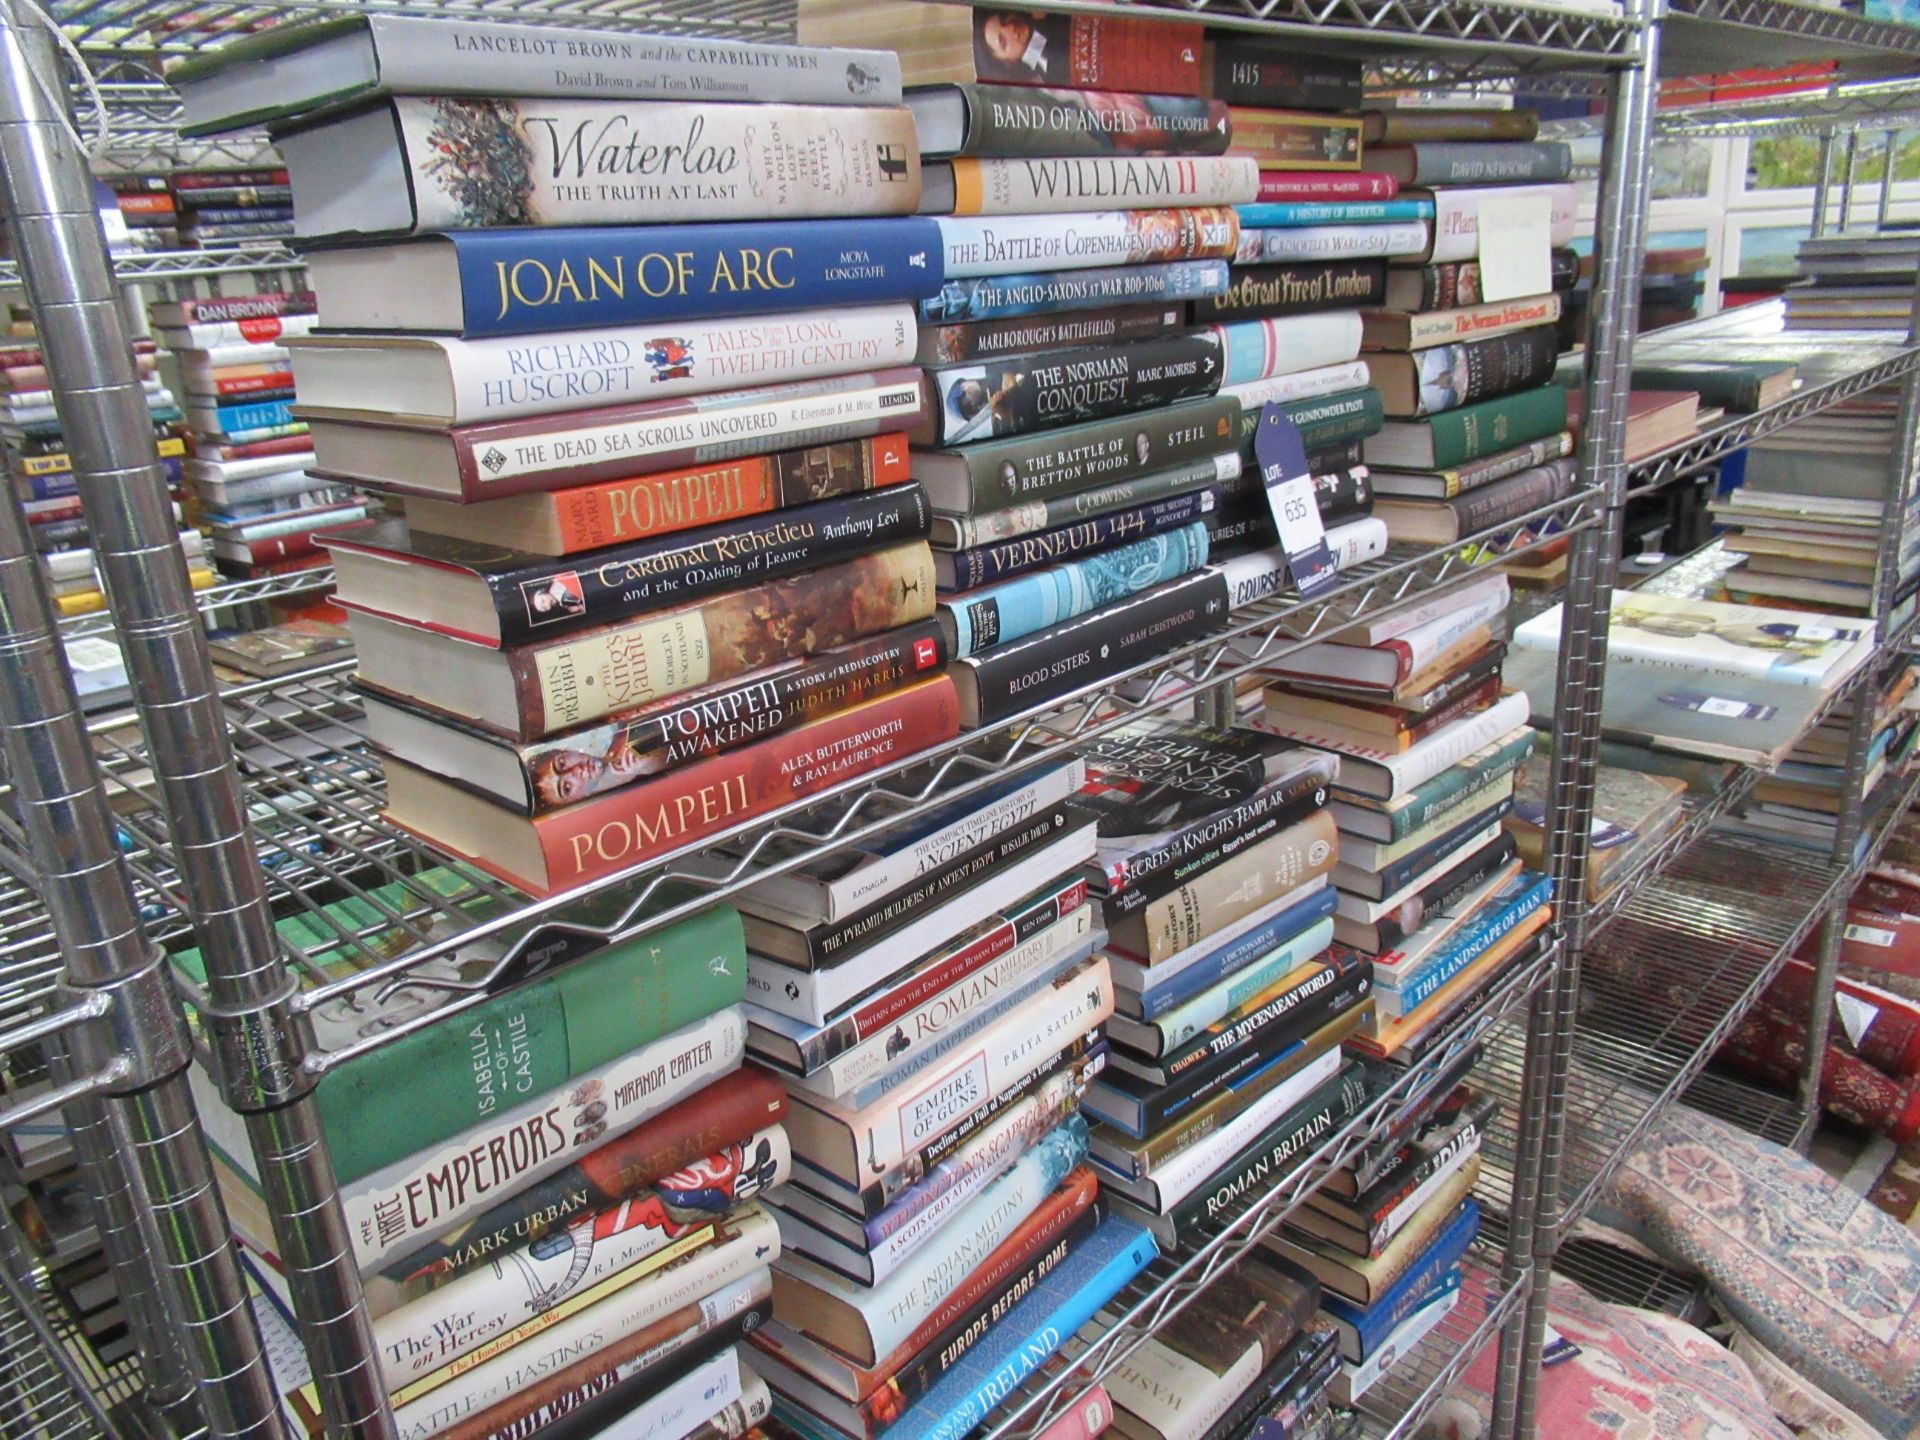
[2,1,1917,1440]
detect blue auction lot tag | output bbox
[1254,404,1338,597]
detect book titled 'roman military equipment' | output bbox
[323,482,931,646]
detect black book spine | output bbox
[1369,798,1515,898]
[945,487,1213,590]
[1312,465,1372,525]
[1405,645,1507,714]
[487,482,931,645]
[956,395,1240,511]
[1345,1054,1484,1190]
[1190,261,1387,323]
[1305,439,1364,474]
[952,84,1231,159]
[1446,461,1571,536]
[1366,834,1518,952]
[959,570,1228,726]
[1551,247,1581,292]
[1198,1330,1322,1440]
[538,1299,771,1440]
[1100,776,1330,918]
[1343,1093,1500,1229]
[1206,45,1364,109]
[1388,934,1542,1068]
[1240,1335,1341,1440]
[927,333,1225,446]
[1436,328,1560,415]
[919,303,1181,365]
[800,808,1077,971]
[1168,1067,1371,1242]
[1204,497,1270,557]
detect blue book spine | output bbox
[886,1216,1161,1440]
[917,259,1231,323]
[1134,886,1339,1020]
[1383,876,1553,1012]
[1234,199,1437,227]
[943,523,1210,658]
[1150,915,1337,1052]
[210,398,295,431]
[946,489,1214,592]
[442,218,948,337]
[1321,1200,1479,1360]
[1370,798,1515,897]
[23,457,183,500]
[188,206,295,224]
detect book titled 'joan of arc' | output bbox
[322,484,931,647]
[917,333,1224,446]
[303,218,947,337]
[277,97,925,240]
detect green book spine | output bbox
[318,905,745,1182]
[1422,385,1568,470]
[1631,364,1780,412]
[1235,388,1384,458]
[1383,730,1535,839]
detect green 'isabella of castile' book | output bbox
[170,865,745,1183]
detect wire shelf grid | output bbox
[0,245,303,289]
[1348,1253,1524,1440]
[56,566,337,643]
[1662,0,1920,74]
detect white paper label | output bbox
[1696,696,1751,718]
[63,638,122,673]
[1836,991,1880,1048]
[1477,191,1553,301]
[1844,923,1897,948]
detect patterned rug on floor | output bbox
[1866,1140,1920,1232]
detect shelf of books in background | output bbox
[108,164,295,252]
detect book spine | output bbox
[176,183,292,206]
[1232,390,1382,458]
[527,679,959,893]
[373,1139,788,1391]
[817,904,1096,1097]
[228,532,322,565]
[1426,183,1578,265]
[427,1280,770,1440]
[365,1068,786,1316]
[1205,46,1361,109]
[1377,432,1571,494]
[1225,111,1362,172]
[420,304,916,424]
[435,220,942,337]
[1252,172,1396,202]
[917,260,1231,324]
[1319,1202,1477,1359]
[340,1006,747,1272]
[951,395,1239,511]
[1390,296,1561,350]
[1414,329,1559,417]
[1368,112,1538,143]
[1446,462,1569,535]
[918,303,1183,366]
[957,570,1228,728]
[941,452,1237,549]
[888,1217,1159,1440]
[1394,141,1571,185]
[1238,221,1430,264]
[944,522,1210,658]
[1380,736,1532,840]
[163,315,318,347]
[1192,260,1385,323]
[923,332,1224,445]
[1146,919,1342,1055]
[1383,882,1549,1013]
[1129,888,1337,1020]
[187,204,294,224]
[1126,809,1338,963]
[329,99,918,235]
[1364,801,1514,897]
[1214,314,1361,388]
[508,620,943,805]
[820,961,1114,1179]
[944,87,1229,159]
[1106,764,1334,909]
[1167,1069,1369,1243]
[934,208,1240,279]
[516,540,935,734]
[474,483,928,646]
[431,367,928,499]
[1235,198,1430,227]
[945,156,1257,216]
[201,372,294,397]
[521,434,907,553]
[206,397,294,431]
[1313,466,1371,524]
[1340,1099,1496,1230]
[1421,385,1569,470]
[946,490,1212,592]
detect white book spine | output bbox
[340,1006,747,1272]
[382,305,917,425]
[381,1231,773,1436]
[1425,182,1577,264]
[1372,693,1531,795]
[1331,1286,1460,1406]
[184,342,293,368]
[1345,572,1508,648]
[744,827,1097,1025]
[1213,310,1364,387]
[1328,515,1390,569]
[574,1347,741,1440]
[1237,221,1429,263]
[377,98,922,234]
[185,453,316,483]
[373,1133,789,1388]
[816,757,1089,920]
[1109,876,1331,998]
[1219,357,1371,410]
[936,210,1240,279]
[949,156,1258,216]
[796,908,1097,1099]
[798,959,1113,1178]
[162,315,319,348]
[1377,1138,1482,1247]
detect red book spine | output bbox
[524,678,960,895]
[201,434,316,461]
[1032,1385,1114,1440]
[1380,636,1417,683]
[209,371,295,397]
[973,13,1205,95]
[116,192,176,215]
[1257,171,1398,201]
[170,291,316,323]
[254,551,335,576]
[239,531,323,565]
[170,168,291,188]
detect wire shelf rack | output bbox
[1348,1254,1523,1440]
[56,566,336,643]
[0,245,302,289]
[2,495,1596,1075]
[0,1252,114,1440]
[1541,72,1920,139]
[1662,0,1920,75]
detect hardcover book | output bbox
[1365,328,1560,417]
[1236,221,1431,265]
[1369,142,1572,186]
[303,219,945,337]
[1360,298,1563,354]
[917,303,1184,366]
[1190,260,1387,323]
[172,14,904,132]
[1360,109,1538,144]
[277,97,923,239]
[1224,109,1363,170]
[290,304,918,425]
[922,155,1258,216]
[346,540,939,736]
[326,485,930,647]
[382,677,962,896]
[917,260,1231,325]
[1255,172,1399,202]
[1204,44,1361,110]
[933,452,1237,550]
[934,209,1240,279]
[307,365,930,500]
[1372,456,1577,545]
[917,333,1223,445]
[1211,312,1364,388]
[1416,183,1579,265]
[938,488,1212,590]
[1362,384,1568,471]
[909,85,1231,160]
[1367,432,1573,500]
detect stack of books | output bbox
[1255,573,1552,1066]
[105,173,180,251]
[1345,104,1581,547]
[1270,1076,1489,1402]
[1503,759,1685,905]
[170,166,295,249]
[1783,229,1920,332]
[1070,720,1374,1248]
[153,289,370,578]
[172,870,784,1439]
